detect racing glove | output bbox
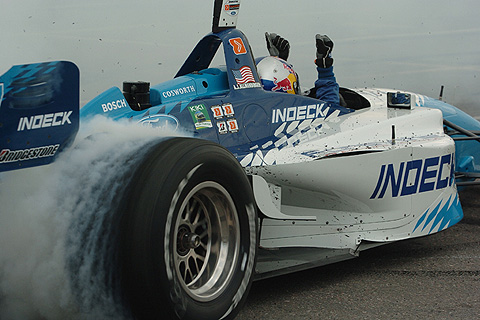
[265,32,290,61]
[315,34,334,68]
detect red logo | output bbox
[272,77,293,93]
[222,103,234,117]
[211,105,223,119]
[227,119,238,132]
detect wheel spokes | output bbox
[173,182,240,302]
[178,249,206,284]
[176,195,211,285]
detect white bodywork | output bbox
[243,89,461,267]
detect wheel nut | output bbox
[188,234,201,249]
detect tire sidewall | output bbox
[138,140,257,320]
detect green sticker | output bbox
[188,104,212,129]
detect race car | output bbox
[1,0,479,319]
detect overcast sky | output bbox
[1,0,479,113]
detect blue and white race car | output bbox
[1,1,479,319]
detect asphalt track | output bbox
[237,186,480,320]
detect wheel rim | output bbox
[173,181,240,302]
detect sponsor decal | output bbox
[211,103,235,119]
[271,72,297,94]
[211,103,238,134]
[211,105,224,119]
[226,119,238,133]
[272,77,293,93]
[232,66,261,90]
[0,144,60,163]
[216,118,239,134]
[271,104,326,124]
[370,153,455,199]
[17,111,73,131]
[162,85,196,99]
[233,82,261,90]
[188,104,212,129]
[137,114,179,130]
[217,121,228,134]
[222,103,235,117]
[229,37,247,55]
[282,62,295,75]
[102,99,128,113]
[224,0,240,16]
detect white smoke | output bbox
[0,116,185,319]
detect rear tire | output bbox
[120,137,257,320]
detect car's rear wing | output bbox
[0,61,79,172]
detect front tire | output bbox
[121,138,257,320]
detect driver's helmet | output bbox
[256,56,299,94]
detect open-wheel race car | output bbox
[1,0,479,319]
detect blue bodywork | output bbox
[1,28,479,181]
[80,27,480,179]
[420,96,480,182]
[80,29,353,161]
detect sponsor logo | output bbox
[0,144,60,163]
[216,118,239,134]
[283,62,295,75]
[211,105,224,119]
[102,99,128,113]
[233,82,261,90]
[162,85,196,99]
[17,111,72,131]
[271,104,326,124]
[211,103,234,119]
[272,77,293,93]
[188,104,212,129]
[229,37,247,55]
[137,114,179,130]
[217,121,228,134]
[370,153,455,199]
[222,103,235,117]
[224,1,240,16]
[226,119,238,132]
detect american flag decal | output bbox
[232,66,255,84]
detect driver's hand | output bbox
[265,32,290,61]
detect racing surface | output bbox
[238,185,480,320]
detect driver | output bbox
[256,32,340,105]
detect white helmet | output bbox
[256,56,299,94]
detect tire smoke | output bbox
[0,116,183,319]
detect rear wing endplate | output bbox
[0,61,79,172]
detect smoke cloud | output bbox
[0,116,183,319]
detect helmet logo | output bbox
[271,73,297,94]
[282,63,295,75]
[272,77,293,93]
